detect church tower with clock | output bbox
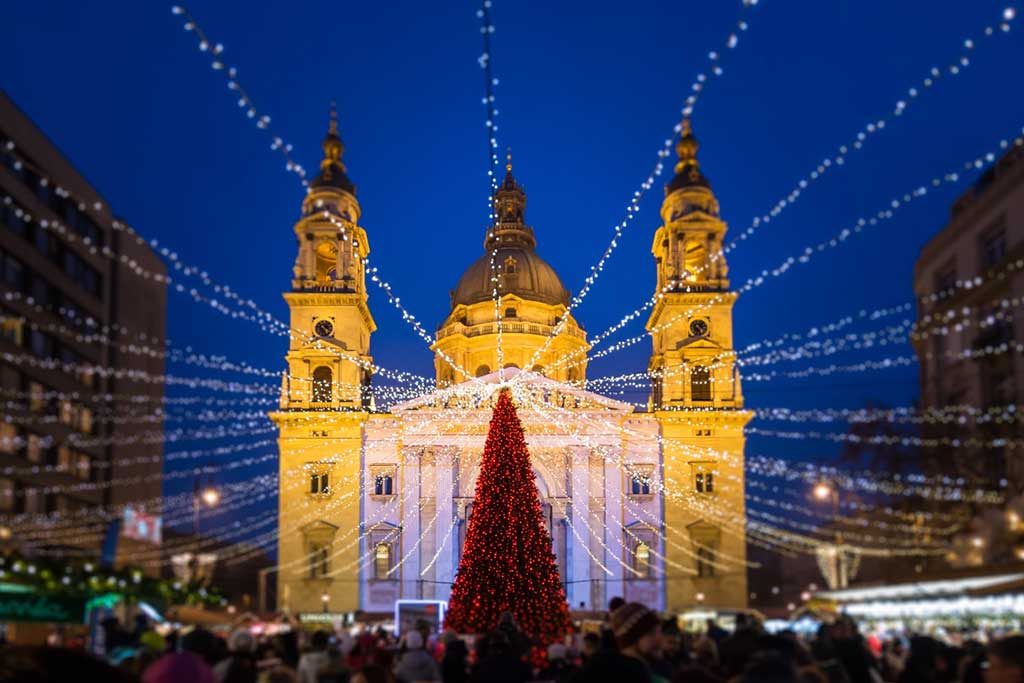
[269,108,375,612]
[648,120,752,610]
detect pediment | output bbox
[391,368,634,414]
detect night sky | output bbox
[5,1,1023,545]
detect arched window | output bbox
[475,365,491,377]
[691,365,712,401]
[531,365,545,376]
[311,366,333,403]
[634,542,651,578]
[374,543,391,579]
[503,363,519,370]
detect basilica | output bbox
[270,112,751,617]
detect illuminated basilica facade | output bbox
[270,113,751,616]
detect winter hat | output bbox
[405,631,424,649]
[610,602,660,650]
[143,652,216,683]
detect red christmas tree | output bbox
[445,389,571,644]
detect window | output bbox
[691,365,712,401]
[634,541,651,578]
[0,424,15,453]
[374,542,392,579]
[26,433,43,463]
[475,365,491,377]
[374,473,394,496]
[28,382,46,411]
[630,472,652,496]
[981,225,1007,269]
[505,307,517,318]
[29,330,53,359]
[310,471,329,495]
[75,453,90,481]
[311,366,333,403]
[504,256,518,274]
[79,406,93,434]
[24,487,42,514]
[57,446,73,473]
[308,543,329,578]
[696,546,716,577]
[0,478,13,512]
[0,315,22,345]
[695,471,714,493]
[2,254,23,290]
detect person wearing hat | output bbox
[394,630,440,683]
[579,602,661,683]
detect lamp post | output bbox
[193,481,220,540]
[321,591,330,614]
[813,481,847,588]
[192,478,220,581]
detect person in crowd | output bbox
[469,630,532,683]
[691,635,720,674]
[298,630,332,683]
[393,630,440,683]
[659,618,691,672]
[440,630,469,683]
[739,651,801,683]
[581,632,603,664]
[495,610,531,659]
[215,628,258,683]
[0,645,140,683]
[317,646,351,683]
[541,642,580,683]
[144,651,218,683]
[829,618,874,683]
[897,635,944,683]
[183,626,228,668]
[578,601,661,683]
[704,619,728,648]
[986,635,1024,683]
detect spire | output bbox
[310,101,355,195]
[666,118,710,194]
[485,149,535,250]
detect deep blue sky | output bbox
[5,1,1023,542]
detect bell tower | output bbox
[281,105,375,410]
[270,106,373,615]
[649,121,751,612]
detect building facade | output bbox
[0,90,167,563]
[912,141,1024,565]
[273,113,750,616]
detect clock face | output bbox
[314,320,334,338]
[689,319,709,337]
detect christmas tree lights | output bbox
[445,389,570,645]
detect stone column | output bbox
[568,445,592,609]
[399,446,421,599]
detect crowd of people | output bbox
[2,599,1024,683]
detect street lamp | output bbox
[201,487,220,507]
[812,480,847,588]
[321,592,330,613]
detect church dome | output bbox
[448,160,570,310]
[451,246,570,308]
